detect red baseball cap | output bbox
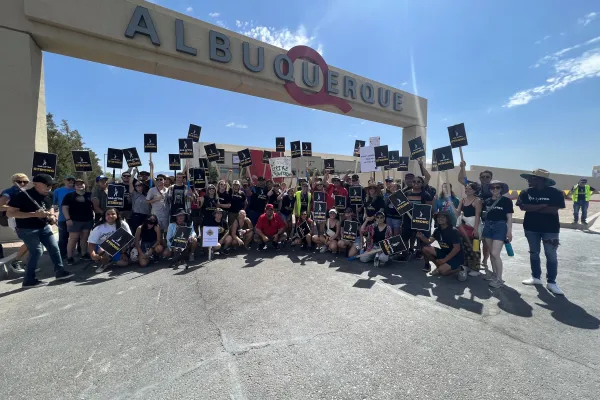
[265,204,274,210]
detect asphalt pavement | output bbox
[0,224,598,399]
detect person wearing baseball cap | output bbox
[53,174,76,257]
[7,174,74,287]
[254,203,286,250]
[324,174,348,217]
[517,169,566,295]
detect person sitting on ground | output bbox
[312,209,341,254]
[417,211,465,276]
[227,209,253,250]
[337,207,361,258]
[293,210,314,250]
[88,208,132,273]
[133,215,163,267]
[213,208,230,254]
[255,204,286,251]
[163,208,197,261]
[359,211,392,266]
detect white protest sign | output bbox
[269,157,293,178]
[359,146,380,173]
[202,226,219,247]
[369,136,380,147]
[232,155,240,164]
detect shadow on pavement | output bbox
[492,285,533,318]
[535,286,600,329]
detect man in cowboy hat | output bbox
[517,169,566,295]
[163,208,197,262]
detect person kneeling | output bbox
[88,208,132,273]
[359,211,392,266]
[417,212,465,276]
[226,210,254,252]
[134,216,164,267]
[163,209,198,262]
[254,204,287,250]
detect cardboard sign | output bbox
[297,221,312,238]
[72,151,93,172]
[172,225,193,249]
[389,189,413,216]
[397,156,409,172]
[408,136,426,160]
[269,157,293,178]
[107,184,125,208]
[359,146,380,173]
[448,123,468,148]
[302,142,312,157]
[31,151,57,178]
[343,220,359,241]
[144,133,158,153]
[349,186,363,205]
[237,148,252,168]
[374,145,389,167]
[107,148,123,169]
[411,204,432,231]
[290,141,301,158]
[431,149,438,172]
[179,139,194,159]
[324,158,335,172]
[379,235,407,256]
[99,227,134,257]
[204,144,219,162]
[388,150,400,168]
[124,147,142,168]
[276,137,285,152]
[198,158,209,170]
[262,150,271,164]
[313,201,327,222]
[193,167,206,188]
[217,149,225,164]
[353,140,366,157]
[313,191,326,203]
[188,124,201,142]
[434,146,454,171]
[335,195,346,211]
[169,154,181,171]
[369,136,380,147]
[202,226,219,247]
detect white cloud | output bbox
[504,47,600,107]
[348,134,358,138]
[215,20,227,28]
[237,22,323,54]
[401,81,408,86]
[534,35,551,45]
[208,12,220,18]
[532,36,600,68]
[578,12,597,26]
[186,7,193,13]
[486,107,493,114]
[360,121,366,125]
[225,122,248,129]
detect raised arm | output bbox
[457,161,467,187]
[417,159,431,185]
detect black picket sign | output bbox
[144,133,158,153]
[72,151,93,172]
[31,152,57,178]
[349,186,363,205]
[238,148,252,168]
[411,204,432,231]
[379,235,407,256]
[107,184,125,208]
[198,158,209,169]
[434,146,454,171]
[262,150,271,164]
[172,226,193,250]
[408,137,426,160]
[388,150,400,168]
[217,149,225,164]
[335,195,346,211]
[324,158,335,171]
[188,124,201,142]
[123,147,142,168]
[179,139,194,159]
[353,140,366,157]
[389,189,413,217]
[169,154,181,171]
[397,156,409,172]
[343,220,359,241]
[448,123,468,148]
[313,201,326,222]
[374,145,389,167]
[313,191,326,203]
[204,144,219,162]
[99,227,134,257]
[290,141,301,158]
[302,142,312,157]
[276,137,286,152]
[297,221,311,238]
[107,148,123,169]
[192,167,206,188]
[431,149,438,172]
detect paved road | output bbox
[0,225,599,399]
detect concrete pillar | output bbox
[402,125,426,177]
[0,28,47,188]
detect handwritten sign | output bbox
[269,157,293,178]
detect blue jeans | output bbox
[524,230,559,284]
[573,201,589,222]
[16,225,64,283]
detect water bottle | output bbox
[472,238,480,252]
[504,240,514,257]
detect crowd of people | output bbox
[0,158,569,295]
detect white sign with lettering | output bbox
[269,157,293,178]
[360,146,380,173]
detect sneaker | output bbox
[22,279,47,288]
[300,244,307,250]
[483,272,496,281]
[95,264,109,274]
[259,243,268,251]
[66,257,75,266]
[55,269,74,280]
[546,283,564,296]
[373,253,380,267]
[81,253,92,261]
[415,253,424,260]
[468,270,481,277]
[320,245,327,253]
[9,261,25,274]
[573,220,578,224]
[458,266,468,282]
[222,247,231,255]
[422,263,431,272]
[272,241,280,250]
[393,253,409,263]
[489,278,504,288]
[522,277,543,286]
[188,253,195,262]
[582,220,588,225]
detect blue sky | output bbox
[43,0,600,176]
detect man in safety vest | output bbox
[569,178,596,225]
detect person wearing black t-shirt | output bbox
[517,169,566,295]
[229,180,247,227]
[248,177,268,226]
[7,174,74,287]
[166,173,193,222]
[216,180,232,223]
[199,184,219,227]
[61,178,94,265]
[400,177,433,265]
[363,183,385,224]
[278,187,296,237]
[417,211,464,276]
[267,182,282,212]
[481,180,513,288]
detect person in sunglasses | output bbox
[61,178,94,265]
[7,174,74,287]
[146,174,170,232]
[199,184,219,228]
[133,216,163,267]
[0,173,31,275]
[128,168,150,234]
[360,211,392,266]
[53,175,76,257]
[399,176,433,265]
[482,180,513,288]
[417,211,465,277]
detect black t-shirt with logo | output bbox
[230,190,246,213]
[364,196,385,218]
[62,191,94,222]
[251,186,268,212]
[218,190,232,210]
[280,194,294,216]
[8,188,53,229]
[483,196,514,222]
[433,226,464,263]
[202,195,219,226]
[517,186,565,233]
[169,185,187,215]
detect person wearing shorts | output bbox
[61,178,94,265]
[417,211,465,276]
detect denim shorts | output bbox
[67,220,93,233]
[386,217,402,230]
[483,220,507,241]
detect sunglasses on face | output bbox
[15,180,29,184]
[156,178,164,181]
[491,186,502,190]
[480,175,492,180]
[147,220,157,224]
[414,181,423,185]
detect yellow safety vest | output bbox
[294,191,312,216]
[572,185,592,202]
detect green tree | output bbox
[208,164,219,183]
[47,113,103,187]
